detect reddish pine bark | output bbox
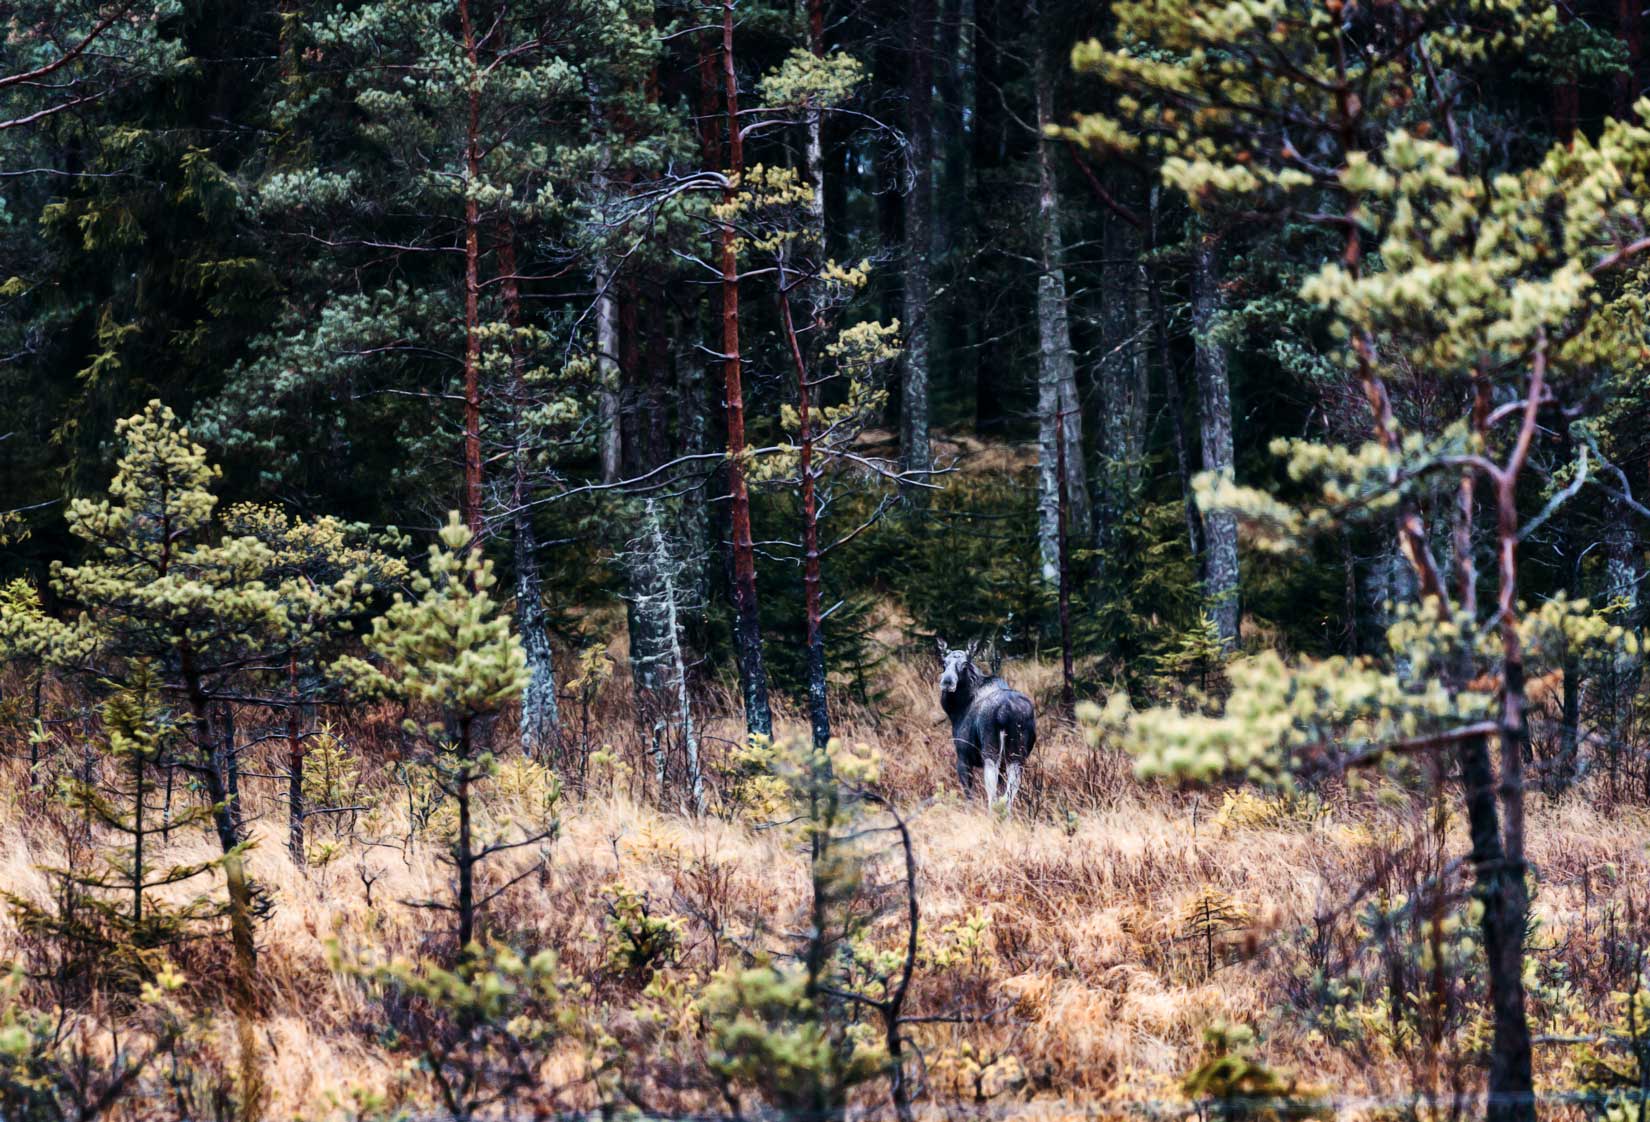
[459,0,483,536]
[719,0,771,736]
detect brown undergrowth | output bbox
[1,646,1646,1120]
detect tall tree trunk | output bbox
[625,511,673,796]
[595,251,622,484]
[676,335,714,611]
[929,0,966,393]
[899,0,934,477]
[1453,728,1531,1119]
[1033,19,1088,583]
[622,280,677,768]
[805,0,827,256]
[1191,227,1240,649]
[689,34,723,615]
[969,0,1002,435]
[933,0,967,245]
[1553,4,1581,143]
[1055,411,1075,713]
[498,222,560,755]
[1150,186,1200,564]
[1094,162,1149,572]
[1604,499,1641,796]
[218,702,242,834]
[782,285,831,748]
[455,721,476,952]
[637,500,705,812]
[287,654,305,865]
[1484,462,1536,1122]
[793,7,833,750]
[720,0,772,737]
[1619,0,1646,119]
[460,0,484,535]
[1430,371,1533,1122]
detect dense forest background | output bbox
[1,0,1641,692]
[10,0,1650,1119]
[0,0,1521,682]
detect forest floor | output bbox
[3,642,1647,1120]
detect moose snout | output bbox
[939,672,957,693]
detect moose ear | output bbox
[965,638,980,660]
[935,636,949,661]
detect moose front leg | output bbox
[954,751,975,798]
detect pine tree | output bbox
[335,513,537,954]
[6,666,227,996]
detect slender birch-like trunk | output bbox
[1191,228,1240,649]
[497,221,560,755]
[899,0,934,478]
[1032,14,1086,582]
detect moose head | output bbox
[936,637,1003,697]
[935,636,978,698]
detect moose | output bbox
[936,638,1037,811]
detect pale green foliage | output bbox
[1301,115,1650,379]
[599,883,682,981]
[695,736,899,1114]
[331,942,585,1121]
[0,579,48,662]
[760,308,899,483]
[1089,591,1633,785]
[0,961,193,1120]
[1304,893,1488,1061]
[1084,620,1496,786]
[1,402,395,680]
[486,755,564,833]
[758,49,865,107]
[699,965,886,1108]
[1180,886,1252,975]
[920,910,994,973]
[300,724,365,812]
[713,164,817,255]
[1060,0,1556,209]
[714,733,789,820]
[1067,0,1650,792]
[1157,611,1230,687]
[1180,1021,1330,1121]
[334,513,528,726]
[1575,971,1650,1121]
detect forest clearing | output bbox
[6,633,1650,1121]
[10,0,1650,1118]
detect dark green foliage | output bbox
[885,473,1052,656]
[0,2,280,566]
[751,487,889,710]
[1078,490,1203,682]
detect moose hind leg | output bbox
[983,729,1004,807]
[1003,760,1023,811]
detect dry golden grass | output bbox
[2,645,1646,1119]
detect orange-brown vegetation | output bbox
[1,647,1645,1119]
